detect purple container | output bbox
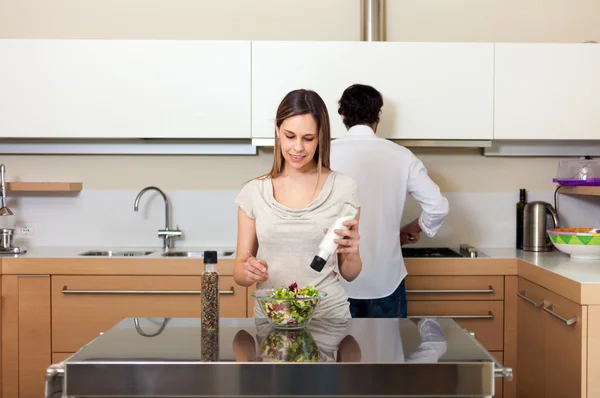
[553,178,600,186]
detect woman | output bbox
[234,89,362,318]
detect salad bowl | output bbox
[252,282,326,329]
[259,328,322,362]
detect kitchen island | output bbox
[44,317,504,397]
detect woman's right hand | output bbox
[243,256,269,283]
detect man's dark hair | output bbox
[337,84,384,129]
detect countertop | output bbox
[48,317,498,397]
[1,245,599,304]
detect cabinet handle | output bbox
[494,366,514,381]
[407,286,494,294]
[408,311,494,319]
[543,304,577,326]
[61,286,235,295]
[517,290,544,307]
[134,318,170,337]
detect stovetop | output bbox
[401,247,464,258]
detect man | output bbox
[330,84,449,318]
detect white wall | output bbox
[1,0,599,249]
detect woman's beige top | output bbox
[235,171,361,319]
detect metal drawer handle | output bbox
[134,318,170,337]
[517,290,544,307]
[407,286,494,294]
[61,286,235,295]
[495,366,514,381]
[463,328,514,382]
[543,304,577,326]
[408,311,493,319]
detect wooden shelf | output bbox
[558,186,600,197]
[6,182,82,192]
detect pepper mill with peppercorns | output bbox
[201,250,219,330]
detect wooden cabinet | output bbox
[1,275,51,398]
[516,278,546,398]
[251,41,494,141]
[406,275,504,301]
[517,277,586,398]
[408,300,504,352]
[494,43,600,140]
[406,275,505,352]
[52,275,246,352]
[0,39,251,139]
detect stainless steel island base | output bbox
[45,317,509,398]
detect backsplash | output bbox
[7,189,600,250]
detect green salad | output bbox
[260,328,321,362]
[261,282,322,328]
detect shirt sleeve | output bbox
[406,153,449,237]
[234,180,257,220]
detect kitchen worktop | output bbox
[1,245,599,303]
[46,317,498,397]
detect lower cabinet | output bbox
[408,300,504,352]
[2,274,248,398]
[52,275,246,352]
[1,275,52,398]
[517,277,586,398]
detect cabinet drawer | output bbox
[52,275,246,352]
[408,300,504,351]
[406,276,504,301]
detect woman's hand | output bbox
[328,212,362,282]
[333,219,360,254]
[243,256,269,284]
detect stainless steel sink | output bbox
[79,250,155,257]
[161,250,234,258]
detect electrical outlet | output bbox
[16,224,37,238]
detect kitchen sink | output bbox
[79,250,155,257]
[161,250,235,258]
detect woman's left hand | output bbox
[325,219,360,255]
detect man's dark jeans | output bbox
[348,279,407,318]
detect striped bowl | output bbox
[547,228,600,260]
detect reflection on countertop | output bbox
[51,317,498,397]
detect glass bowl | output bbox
[259,328,322,362]
[252,288,326,329]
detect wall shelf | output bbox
[6,182,83,192]
[558,186,600,197]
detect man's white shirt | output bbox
[330,125,450,299]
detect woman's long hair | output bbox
[260,89,331,180]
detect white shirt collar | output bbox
[346,125,376,136]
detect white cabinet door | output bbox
[0,39,251,139]
[251,41,494,142]
[495,43,600,140]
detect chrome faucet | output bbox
[134,186,182,251]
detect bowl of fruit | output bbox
[252,282,326,329]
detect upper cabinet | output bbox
[494,43,600,140]
[0,39,251,139]
[251,41,494,142]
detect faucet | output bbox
[134,186,182,251]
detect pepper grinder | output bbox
[201,250,219,330]
[201,250,220,362]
